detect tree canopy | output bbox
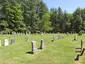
[0,0,85,34]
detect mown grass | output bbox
[0,34,85,64]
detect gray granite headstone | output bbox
[4,39,9,46]
[40,39,45,49]
[31,41,38,54]
[11,38,15,44]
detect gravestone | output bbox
[41,33,43,37]
[25,36,29,41]
[40,39,45,49]
[0,40,1,46]
[75,53,80,61]
[11,38,15,44]
[18,33,21,36]
[0,32,3,35]
[66,32,70,36]
[31,41,38,54]
[4,39,9,46]
[12,32,16,36]
[74,36,77,41]
[56,36,58,40]
[53,35,56,41]
[58,35,60,40]
[81,39,83,50]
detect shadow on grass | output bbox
[26,51,33,54]
[75,48,81,49]
[75,50,81,52]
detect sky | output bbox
[43,0,85,13]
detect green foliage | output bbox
[1,1,85,33]
[0,2,26,33]
[40,13,52,32]
[78,30,84,35]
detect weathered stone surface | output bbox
[40,39,45,49]
[11,38,15,44]
[31,41,38,54]
[81,39,83,50]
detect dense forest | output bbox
[0,0,85,34]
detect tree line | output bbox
[0,0,85,34]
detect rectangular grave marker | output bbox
[0,40,1,46]
[4,39,9,46]
[31,41,38,54]
[40,39,45,49]
[11,38,15,44]
[81,39,83,50]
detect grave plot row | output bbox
[31,39,45,54]
[75,39,85,61]
[0,38,15,46]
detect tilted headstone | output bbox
[11,38,15,44]
[4,39,9,46]
[0,40,1,46]
[40,39,45,49]
[31,41,38,54]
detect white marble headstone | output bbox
[4,39,9,46]
[0,40,1,46]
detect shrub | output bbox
[78,30,84,35]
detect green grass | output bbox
[0,34,85,64]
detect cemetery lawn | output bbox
[0,34,85,64]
